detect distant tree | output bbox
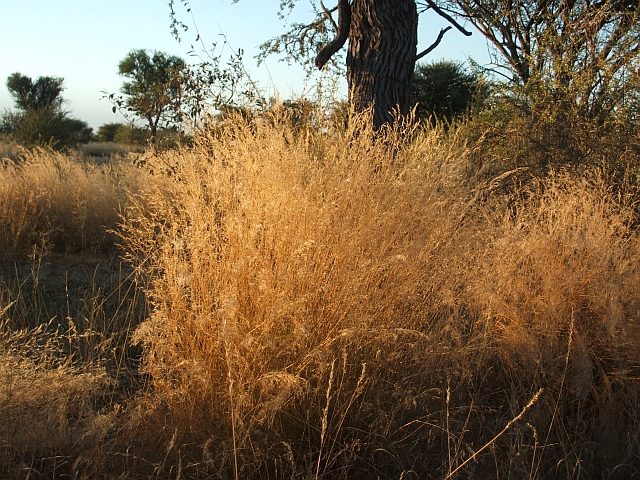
[114,49,186,138]
[2,73,92,149]
[96,122,124,142]
[6,72,65,112]
[412,60,482,122]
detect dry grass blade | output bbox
[444,388,545,480]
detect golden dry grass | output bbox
[1,115,639,478]
[0,318,114,477]
[0,147,149,255]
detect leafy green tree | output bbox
[6,72,65,111]
[412,60,482,122]
[96,123,124,142]
[114,49,186,138]
[1,109,92,148]
[2,73,92,149]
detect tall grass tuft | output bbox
[0,315,114,478]
[120,114,478,477]
[0,148,147,255]
[118,114,640,478]
[467,173,640,477]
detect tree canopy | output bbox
[2,73,92,149]
[116,49,187,137]
[6,73,65,112]
[444,0,640,120]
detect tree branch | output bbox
[315,0,351,69]
[416,26,452,61]
[320,0,339,33]
[424,0,472,36]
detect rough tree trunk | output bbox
[315,0,418,129]
[347,0,418,129]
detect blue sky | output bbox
[0,0,492,130]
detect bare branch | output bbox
[416,26,452,61]
[424,0,472,36]
[320,0,339,33]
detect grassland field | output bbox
[1,113,639,479]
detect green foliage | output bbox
[2,73,92,150]
[412,60,483,122]
[113,124,149,146]
[105,123,187,148]
[96,123,124,143]
[460,81,640,180]
[114,49,186,136]
[444,0,640,174]
[6,73,64,112]
[104,41,269,139]
[1,107,92,149]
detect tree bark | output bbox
[346,0,418,129]
[316,0,351,69]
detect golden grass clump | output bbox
[1,113,639,478]
[0,148,148,255]
[120,115,481,477]
[466,173,640,476]
[472,173,640,378]
[0,314,114,478]
[0,141,23,163]
[115,114,640,478]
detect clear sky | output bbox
[0,0,492,130]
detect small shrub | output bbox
[113,124,149,146]
[96,122,124,143]
[461,82,640,182]
[1,108,93,150]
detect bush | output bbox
[113,124,149,146]
[459,81,640,182]
[1,107,93,150]
[412,60,484,123]
[96,122,124,142]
